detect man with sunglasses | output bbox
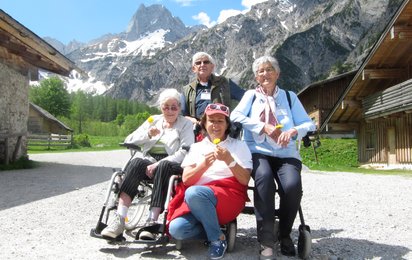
[181,52,245,140]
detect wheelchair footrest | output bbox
[132,224,170,245]
[133,234,170,245]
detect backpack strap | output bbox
[285,90,292,110]
[252,90,292,108]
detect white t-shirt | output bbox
[181,136,252,185]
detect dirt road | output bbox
[0,150,411,259]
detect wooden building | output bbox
[0,9,83,164]
[319,0,412,168]
[28,103,73,135]
[298,70,356,137]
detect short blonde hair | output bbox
[158,88,181,107]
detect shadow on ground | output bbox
[96,226,410,259]
[0,162,113,210]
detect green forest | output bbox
[29,77,159,137]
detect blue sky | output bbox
[1,0,267,44]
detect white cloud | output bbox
[192,12,216,28]
[217,9,242,24]
[192,0,269,27]
[215,0,269,25]
[241,0,268,9]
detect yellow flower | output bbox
[213,138,221,145]
[147,116,154,124]
[275,124,283,129]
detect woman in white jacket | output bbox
[101,88,194,240]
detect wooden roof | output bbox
[321,0,412,131]
[0,9,84,78]
[30,103,73,132]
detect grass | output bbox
[301,138,411,176]
[0,157,39,171]
[17,136,412,176]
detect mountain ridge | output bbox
[44,0,403,104]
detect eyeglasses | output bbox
[162,105,179,111]
[208,104,229,112]
[194,60,211,66]
[257,67,276,75]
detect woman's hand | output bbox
[146,162,159,178]
[148,127,160,138]
[182,152,214,185]
[277,128,298,147]
[263,124,282,142]
[214,145,233,165]
[201,152,216,168]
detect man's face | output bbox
[192,57,215,82]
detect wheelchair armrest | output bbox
[119,142,142,151]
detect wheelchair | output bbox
[90,143,238,252]
[90,143,169,245]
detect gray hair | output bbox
[158,88,181,107]
[252,56,280,76]
[192,52,216,66]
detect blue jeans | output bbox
[168,186,223,242]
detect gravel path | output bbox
[0,150,411,260]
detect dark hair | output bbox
[199,113,231,137]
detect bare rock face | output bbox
[47,0,403,104]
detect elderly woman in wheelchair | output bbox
[100,88,194,240]
[167,103,252,259]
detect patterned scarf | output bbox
[256,86,278,126]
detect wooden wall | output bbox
[28,108,70,135]
[299,73,354,130]
[358,113,412,165]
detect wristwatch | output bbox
[228,160,237,168]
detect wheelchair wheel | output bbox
[124,184,152,231]
[297,224,311,259]
[225,220,237,252]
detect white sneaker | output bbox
[139,231,156,240]
[101,213,125,238]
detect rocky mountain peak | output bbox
[124,4,189,42]
[56,0,404,104]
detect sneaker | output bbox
[208,238,227,259]
[139,230,156,240]
[279,236,296,256]
[101,213,125,239]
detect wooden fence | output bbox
[28,133,73,149]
